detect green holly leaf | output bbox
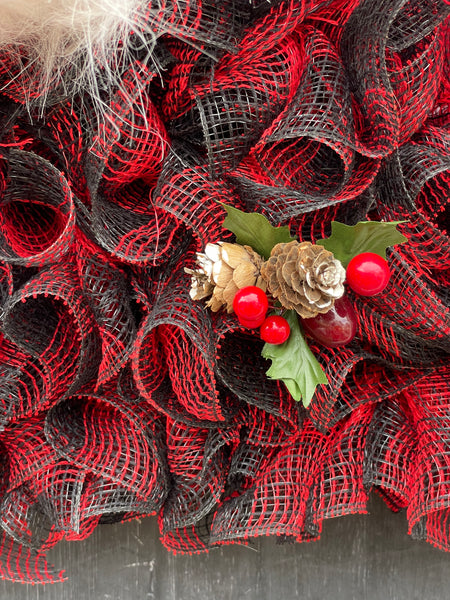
[221,204,295,259]
[261,311,328,408]
[316,221,408,267]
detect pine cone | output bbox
[186,242,266,312]
[260,241,345,318]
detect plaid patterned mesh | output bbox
[0,0,449,583]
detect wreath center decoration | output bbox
[187,205,407,406]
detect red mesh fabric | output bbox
[0,531,65,585]
[160,420,238,551]
[2,262,100,400]
[0,150,75,267]
[152,151,236,250]
[211,419,329,544]
[88,65,168,192]
[75,232,136,387]
[45,392,168,511]
[251,25,381,201]
[210,404,374,546]
[404,365,450,550]
[364,396,418,510]
[0,0,449,583]
[0,335,49,425]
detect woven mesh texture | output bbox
[0,0,449,583]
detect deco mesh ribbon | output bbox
[0,0,449,585]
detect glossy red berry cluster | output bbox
[234,252,391,349]
[233,286,268,328]
[233,287,290,345]
[260,315,290,345]
[346,252,391,296]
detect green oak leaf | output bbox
[261,311,328,408]
[221,203,295,259]
[316,221,408,267]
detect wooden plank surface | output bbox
[0,494,448,600]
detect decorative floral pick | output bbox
[186,205,408,407]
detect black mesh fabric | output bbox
[0,0,448,584]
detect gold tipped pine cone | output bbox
[260,241,346,318]
[186,242,266,313]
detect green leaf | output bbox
[221,204,295,259]
[316,221,408,267]
[261,311,328,408]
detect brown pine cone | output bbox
[260,241,345,318]
[186,242,266,312]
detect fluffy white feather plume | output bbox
[0,0,162,117]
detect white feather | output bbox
[0,0,162,119]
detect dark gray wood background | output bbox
[0,494,448,600]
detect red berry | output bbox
[301,296,357,348]
[346,252,390,296]
[260,315,290,345]
[233,286,268,322]
[238,314,266,329]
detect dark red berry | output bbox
[260,315,290,345]
[346,252,390,296]
[233,286,268,322]
[301,295,357,348]
[238,314,266,329]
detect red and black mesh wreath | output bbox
[0,0,449,584]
